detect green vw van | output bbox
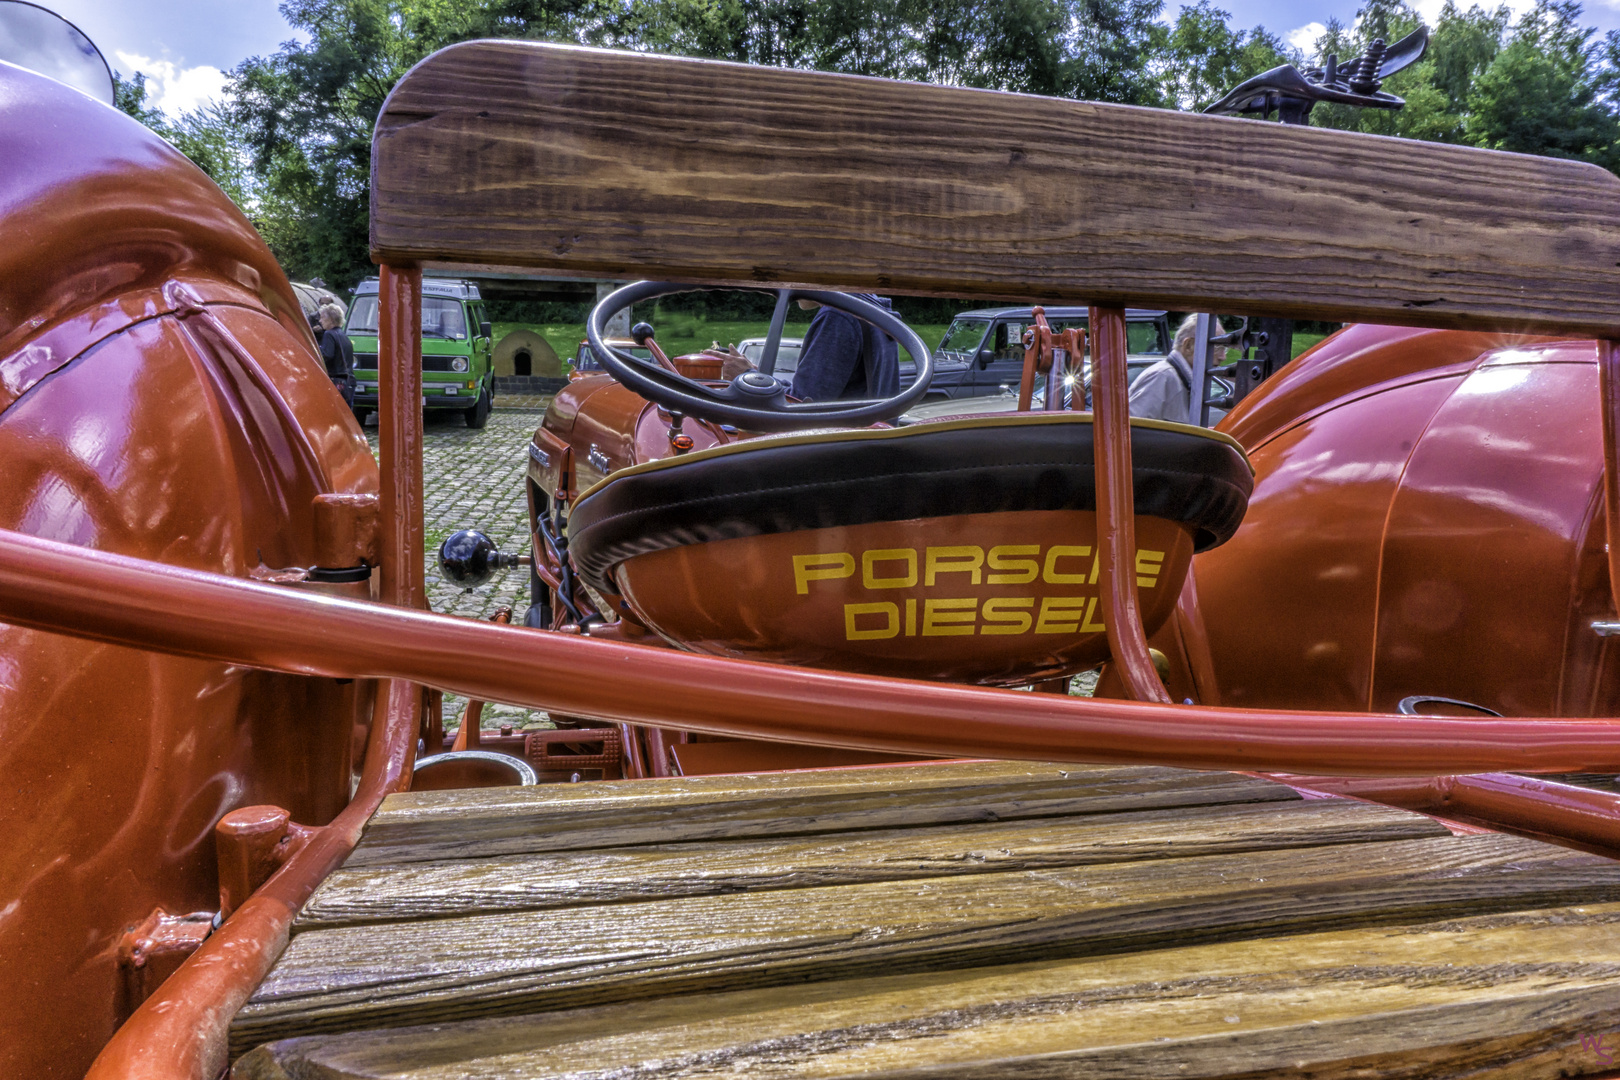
[345,278,496,428]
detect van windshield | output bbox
[937,318,990,360]
[346,296,468,339]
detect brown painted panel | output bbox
[372,42,1620,334]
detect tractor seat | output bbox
[567,414,1253,595]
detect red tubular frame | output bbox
[1090,305,1171,703]
[1273,772,1620,860]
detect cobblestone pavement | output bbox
[365,403,551,731]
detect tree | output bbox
[1155,0,1291,111]
[1466,1,1620,170]
[114,72,259,212]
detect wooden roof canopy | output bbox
[372,41,1620,337]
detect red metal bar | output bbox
[8,528,1620,777]
[1274,772,1620,860]
[1600,339,1620,617]
[85,679,419,1080]
[1089,305,1170,703]
[378,263,425,610]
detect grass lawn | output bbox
[494,319,955,369]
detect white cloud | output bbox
[112,49,226,117]
[1286,21,1327,55]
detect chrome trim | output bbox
[528,443,552,469]
[413,750,537,786]
[588,445,611,473]
[1593,620,1620,637]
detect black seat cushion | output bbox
[567,415,1253,593]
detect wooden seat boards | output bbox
[230,760,1620,1077]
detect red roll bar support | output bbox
[1090,306,1171,703]
[378,263,425,610]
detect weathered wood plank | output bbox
[235,902,1620,1079]
[302,798,1446,929]
[232,833,1620,1048]
[349,762,1297,866]
[372,42,1620,335]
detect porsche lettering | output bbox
[791,545,1166,641]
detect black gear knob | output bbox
[438,529,528,588]
[630,322,656,346]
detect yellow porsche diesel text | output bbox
[791,545,1166,641]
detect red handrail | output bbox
[6,528,1620,777]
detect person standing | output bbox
[1128,314,1222,425]
[789,295,900,403]
[317,303,356,408]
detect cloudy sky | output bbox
[35,0,1620,117]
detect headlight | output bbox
[451,357,469,372]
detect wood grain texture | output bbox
[236,902,1620,1079]
[300,798,1447,928]
[371,42,1620,335]
[347,762,1298,866]
[232,832,1620,1048]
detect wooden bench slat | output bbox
[302,797,1446,930]
[232,832,1620,1048]
[371,42,1620,335]
[351,762,1296,865]
[234,902,1620,1079]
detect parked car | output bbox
[289,280,346,324]
[346,277,496,428]
[919,306,1170,400]
[901,355,1234,426]
[572,337,656,374]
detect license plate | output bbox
[443,386,459,396]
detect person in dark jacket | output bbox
[789,294,900,402]
[317,303,356,407]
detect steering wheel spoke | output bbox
[586,282,933,433]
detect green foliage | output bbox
[115,72,259,210]
[1305,0,1619,169]
[1155,1,1292,111]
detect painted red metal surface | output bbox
[1164,333,1620,717]
[0,62,376,1077]
[1091,305,1171,703]
[1601,338,1620,619]
[85,679,419,1080]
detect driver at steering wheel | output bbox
[789,294,900,401]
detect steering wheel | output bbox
[586,282,933,432]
